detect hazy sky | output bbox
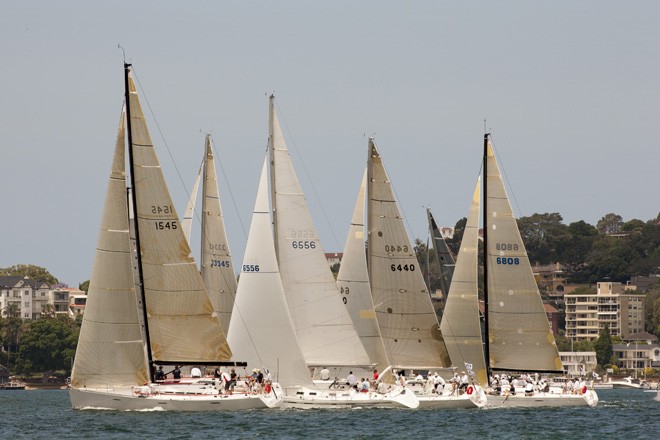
[1,1,658,286]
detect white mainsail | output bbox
[440,178,488,386]
[71,108,149,388]
[227,157,312,388]
[200,134,237,335]
[336,170,390,370]
[484,138,562,372]
[181,160,202,243]
[268,96,371,367]
[366,138,451,369]
[127,70,231,363]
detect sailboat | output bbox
[227,96,418,409]
[68,64,282,411]
[426,207,456,296]
[441,134,598,408]
[338,138,486,408]
[181,134,237,336]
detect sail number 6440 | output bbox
[391,264,415,272]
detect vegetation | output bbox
[594,325,613,367]
[0,264,59,285]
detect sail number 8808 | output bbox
[495,243,519,251]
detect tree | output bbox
[517,213,570,265]
[14,315,79,378]
[596,213,623,235]
[562,220,598,283]
[79,280,90,293]
[644,282,660,336]
[594,325,613,367]
[0,264,58,285]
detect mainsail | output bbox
[483,136,562,372]
[268,96,371,367]
[71,108,149,388]
[227,157,312,388]
[426,208,455,295]
[336,170,390,370]
[366,138,451,369]
[440,178,488,386]
[200,134,237,335]
[126,68,231,364]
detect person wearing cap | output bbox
[458,371,469,394]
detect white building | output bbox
[0,276,86,319]
[558,351,597,377]
[565,281,644,341]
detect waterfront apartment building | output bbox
[0,276,85,319]
[565,281,645,341]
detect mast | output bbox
[482,132,491,379]
[124,63,154,380]
[268,95,278,255]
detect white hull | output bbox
[406,382,487,408]
[485,390,598,408]
[69,384,282,411]
[281,386,419,409]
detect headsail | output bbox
[126,68,231,364]
[71,107,149,388]
[484,137,562,372]
[227,157,312,388]
[366,138,451,369]
[200,134,237,335]
[336,169,390,371]
[268,96,371,367]
[440,178,488,386]
[181,160,202,242]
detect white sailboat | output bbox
[228,96,417,409]
[68,64,281,411]
[442,134,598,408]
[355,138,486,408]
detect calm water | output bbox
[1,389,658,439]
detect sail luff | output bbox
[336,169,390,371]
[484,137,562,372]
[440,178,488,386]
[200,134,237,335]
[126,68,232,364]
[71,107,149,388]
[366,138,451,369]
[269,97,371,367]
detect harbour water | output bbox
[1,389,658,439]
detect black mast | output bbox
[124,63,155,382]
[482,133,491,380]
